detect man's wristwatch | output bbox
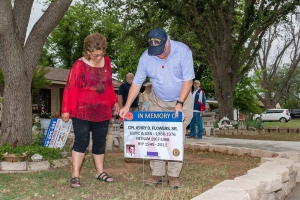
[176,100,184,106]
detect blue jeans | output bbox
[190,112,203,138]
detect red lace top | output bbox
[61,56,117,122]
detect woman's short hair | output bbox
[83,33,107,60]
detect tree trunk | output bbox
[0,64,33,146]
[0,8,33,145]
[0,0,72,146]
[210,62,235,120]
[217,90,234,120]
[214,79,235,120]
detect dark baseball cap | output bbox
[147,28,168,55]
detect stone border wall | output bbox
[187,142,300,200]
[0,158,70,173]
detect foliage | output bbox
[40,1,123,69]
[198,67,215,98]
[278,65,300,109]
[213,121,219,128]
[103,0,300,119]
[244,118,261,129]
[40,112,52,119]
[0,143,63,161]
[233,75,262,114]
[31,66,52,96]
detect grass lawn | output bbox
[263,120,300,128]
[0,149,259,200]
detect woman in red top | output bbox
[61,33,119,188]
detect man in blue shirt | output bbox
[119,27,195,189]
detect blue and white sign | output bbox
[43,118,72,149]
[124,112,183,161]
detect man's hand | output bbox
[175,104,185,121]
[119,106,130,119]
[61,112,70,122]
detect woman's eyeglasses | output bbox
[90,52,105,58]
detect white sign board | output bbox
[43,118,72,149]
[124,112,183,161]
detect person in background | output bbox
[118,73,145,111]
[139,82,152,111]
[53,111,59,118]
[188,80,206,139]
[61,33,119,188]
[119,27,194,189]
[118,73,145,126]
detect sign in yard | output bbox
[43,118,72,149]
[124,112,183,161]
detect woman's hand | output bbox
[114,103,120,116]
[61,112,70,122]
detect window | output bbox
[32,89,51,116]
[273,110,283,113]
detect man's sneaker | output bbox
[187,136,195,138]
[194,137,202,139]
[145,176,163,187]
[168,176,180,189]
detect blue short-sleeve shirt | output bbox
[133,40,195,101]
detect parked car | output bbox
[259,109,291,123]
[252,114,261,121]
[290,108,300,119]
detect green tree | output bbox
[253,21,300,109]
[0,0,72,146]
[233,75,261,115]
[276,65,300,109]
[31,66,52,97]
[104,0,300,119]
[40,1,123,69]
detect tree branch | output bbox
[13,0,34,45]
[24,0,72,70]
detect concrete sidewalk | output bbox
[185,136,300,199]
[185,136,300,152]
